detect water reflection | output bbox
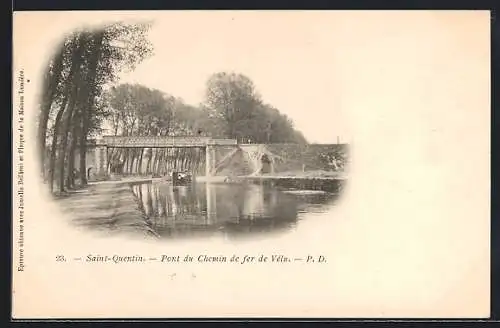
[131,181,339,239]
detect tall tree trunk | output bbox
[58,96,78,192]
[58,33,88,192]
[49,97,68,193]
[79,31,105,186]
[49,35,81,193]
[38,47,65,178]
[66,125,78,189]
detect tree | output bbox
[54,32,88,192]
[38,22,153,193]
[77,31,105,185]
[204,72,261,140]
[37,44,66,179]
[105,83,176,175]
[76,22,153,184]
[203,71,307,144]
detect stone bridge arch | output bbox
[211,144,283,176]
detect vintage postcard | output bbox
[12,10,490,319]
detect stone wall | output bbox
[73,146,107,181]
[214,146,239,163]
[214,143,349,176]
[243,143,349,173]
[215,148,255,176]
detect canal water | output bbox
[131,181,341,240]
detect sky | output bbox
[118,12,353,144]
[19,10,486,144]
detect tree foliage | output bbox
[106,83,174,136]
[38,21,309,194]
[37,22,153,193]
[104,73,307,145]
[203,72,307,144]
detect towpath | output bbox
[54,180,158,239]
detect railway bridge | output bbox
[92,136,238,177]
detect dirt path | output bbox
[55,182,159,239]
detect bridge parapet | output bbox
[207,139,238,146]
[99,136,236,148]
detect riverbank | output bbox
[53,171,345,234]
[195,170,347,182]
[196,171,346,193]
[243,173,346,193]
[54,181,158,239]
[248,170,347,180]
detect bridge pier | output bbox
[205,145,216,177]
[95,145,108,177]
[206,182,216,224]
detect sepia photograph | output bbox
[12,10,490,319]
[34,18,349,240]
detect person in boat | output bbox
[172,171,192,185]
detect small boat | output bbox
[171,171,193,186]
